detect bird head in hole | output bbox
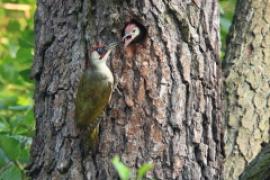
[122,24,141,48]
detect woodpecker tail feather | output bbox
[79,125,100,154]
[89,126,99,151]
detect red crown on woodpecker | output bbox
[88,42,118,68]
[90,42,107,59]
[90,42,118,61]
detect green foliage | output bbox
[219,0,237,58]
[0,0,35,179]
[136,163,154,180]
[112,156,131,180]
[112,156,154,180]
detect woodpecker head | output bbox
[122,19,147,48]
[90,42,118,65]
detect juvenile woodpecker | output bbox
[122,19,147,57]
[75,42,117,148]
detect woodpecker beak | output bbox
[106,42,119,49]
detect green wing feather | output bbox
[75,70,113,131]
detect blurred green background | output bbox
[220,0,236,57]
[0,0,236,179]
[0,0,35,179]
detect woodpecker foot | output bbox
[113,76,122,96]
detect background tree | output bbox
[224,0,270,179]
[239,144,270,180]
[28,0,223,179]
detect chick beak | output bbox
[122,32,131,41]
[122,33,133,48]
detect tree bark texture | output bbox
[224,0,270,179]
[29,0,223,179]
[239,144,270,180]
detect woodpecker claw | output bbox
[113,76,123,96]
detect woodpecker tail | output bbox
[88,126,99,152]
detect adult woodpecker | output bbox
[75,42,117,149]
[122,19,147,57]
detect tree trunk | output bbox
[224,0,270,179]
[29,0,223,179]
[239,144,270,180]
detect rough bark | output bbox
[239,144,270,180]
[224,0,270,179]
[29,0,223,179]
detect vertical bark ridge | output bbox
[224,0,270,179]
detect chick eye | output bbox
[132,29,136,33]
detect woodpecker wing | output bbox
[75,70,113,128]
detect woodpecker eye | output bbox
[96,47,106,55]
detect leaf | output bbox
[16,48,32,63]
[0,135,21,161]
[19,68,31,81]
[112,156,131,180]
[219,3,224,15]
[0,163,21,180]
[137,163,154,180]
[17,147,30,164]
[0,8,5,17]
[0,0,35,178]
[0,63,19,84]
[7,20,20,33]
[15,113,35,137]
[0,97,17,109]
[0,149,9,169]
[18,30,34,48]
[8,105,32,111]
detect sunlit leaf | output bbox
[19,30,34,48]
[137,163,154,180]
[7,20,20,32]
[0,0,35,178]
[112,156,131,180]
[7,42,19,58]
[16,47,32,61]
[0,8,5,17]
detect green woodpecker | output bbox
[75,42,117,148]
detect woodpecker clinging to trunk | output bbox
[122,19,147,57]
[75,42,117,149]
